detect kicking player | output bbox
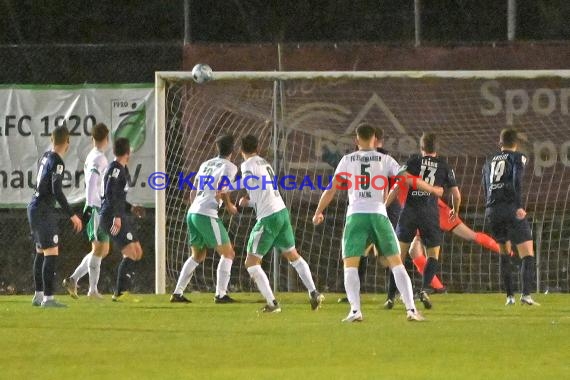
[63,123,110,299]
[170,134,238,304]
[27,126,83,308]
[313,124,444,322]
[239,134,323,312]
[387,132,459,310]
[405,199,502,288]
[99,138,145,301]
[483,128,539,305]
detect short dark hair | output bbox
[241,135,258,154]
[52,126,70,146]
[420,132,437,154]
[92,123,109,143]
[216,134,234,157]
[356,123,375,141]
[374,127,384,140]
[114,137,130,156]
[500,128,518,148]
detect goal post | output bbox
[155,72,167,294]
[155,69,570,295]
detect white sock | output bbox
[88,255,102,294]
[290,257,316,294]
[216,257,233,297]
[344,267,360,312]
[247,265,275,305]
[392,264,416,311]
[34,291,44,298]
[174,257,200,295]
[71,252,92,281]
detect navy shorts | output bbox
[27,205,59,250]
[386,202,402,229]
[486,206,532,245]
[100,213,139,250]
[396,207,442,248]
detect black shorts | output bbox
[27,205,59,250]
[386,202,402,229]
[396,207,442,248]
[100,213,139,250]
[486,206,532,245]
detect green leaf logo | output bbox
[114,102,146,152]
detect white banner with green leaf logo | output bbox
[0,84,155,206]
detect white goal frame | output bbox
[154,69,570,294]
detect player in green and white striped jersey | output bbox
[170,134,239,304]
[239,135,323,313]
[313,124,443,322]
[63,123,110,299]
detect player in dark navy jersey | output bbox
[388,132,460,309]
[483,128,539,306]
[99,138,145,301]
[27,126,83,308]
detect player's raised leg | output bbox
[450,222,501,255]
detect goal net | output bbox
[155,70,570,295]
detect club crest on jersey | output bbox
[56,165,64,174]
[521,156,527,166]
[112,168,120,178]
[53,235,59,244]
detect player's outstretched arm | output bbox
[313,177,340,225]
[401,171,444,197]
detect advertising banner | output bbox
[0,84,155,206]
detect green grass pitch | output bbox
[1,293,568,379]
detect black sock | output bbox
[358,257,367,282]
[387,269,398,300]
[116,257,135,295]
[500,254,513,297]
[42,255,56,296]
[422,257,439,290]
[521,256,535,296]
[33,253,44,292]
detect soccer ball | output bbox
[191,64,213,84]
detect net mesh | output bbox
[163,75,570,293]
